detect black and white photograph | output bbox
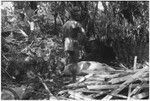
[1,1,149,100]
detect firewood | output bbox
[87,85,118,90]
[102,67,148,100]
[77,73,94,83]
[127,83,132,100]
[138,77,149,82]
[55,96,70,100]
[85,77,105,81]
[68,91,94,100]
[65,83,86,89]
[111,94,128,99]
[86,74,112,79]
[129,83,147,97]
[131,92,149,99]
[92,90,111,98]
[84,81,103,85]
[119,63,130,70]
[133,56,137,71]
[83,72,131,82]
[94,72,133,79]
[75,89,102,94]
[87,83,149,91]
[108,71,149,84]
[108,75,132,84]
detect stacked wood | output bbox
[59,61,149,100]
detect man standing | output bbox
[62,7,86,82]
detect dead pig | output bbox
[62,61,116,82]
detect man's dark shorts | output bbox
[64,37,79,63]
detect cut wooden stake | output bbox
[133,56,137,71]
[93,90,111,98]
[65,83,86,89]
[87,85,119,90]
[77,73,94,83]
[68,91,94,100]
[87,84,147,91]
[129,83,145,97]
[108,75,132,84]
[86,77,105,81]
[111,94,128,99]
[131,92,149,99]
[127,83,132,100]
[119,63,129,70]
[108,71,149,84]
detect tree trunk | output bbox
[54,2,57,35]
[89,1,98,38]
